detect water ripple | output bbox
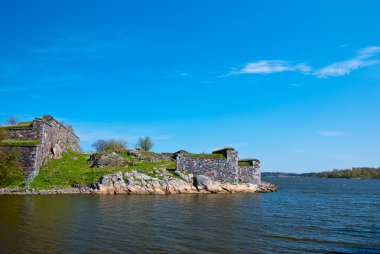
[0,178,379,253]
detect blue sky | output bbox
[1,1,380,173]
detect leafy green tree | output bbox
[136,136,154,151]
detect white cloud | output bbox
[224,46,380,79]
[318,131,349,137]
[238,60,311,75]
[356,46,380,59]
[314,46,380,78]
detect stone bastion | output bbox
[0,115,81,180]
[175,147,261,185]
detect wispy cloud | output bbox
[314,46,380,78]
[223,46,380,79]
[230,60,311,75]
[318,131,349,137]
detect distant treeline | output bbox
[306,167,380,179]
[263,167,380,179]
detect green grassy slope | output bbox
[30,150,175,190]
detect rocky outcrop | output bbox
[88,152,127,168]
[90,170,277,195]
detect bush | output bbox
[92,139,127,153]
[0,147,25,187]
[104,139,127,152]
[136,136,154,151]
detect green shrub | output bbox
[104,139,127,152]
[92,139,127,153]
[135,136,154,151]
[0,147,25,187]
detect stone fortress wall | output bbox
[176,147,261,185]
[1,115,81,179]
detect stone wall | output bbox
[238,166,261,185]
[1,115,81,180]
[8,128,38,140]
[176,154,238,183]
[176,148,261,185]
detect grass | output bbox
[30,151,100,189]
[30,150,176,190]
[0,125,33,130]
[0,139,40,146]
[238,162,251,167]
[16,121,33,126]
[185,153,225,159]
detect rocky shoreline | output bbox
[0,170,277,195]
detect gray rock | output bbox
[52,144,63,159]
[174,170,194,183]
[89,152,127,168]
[128,150,142,157]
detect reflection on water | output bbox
[0,177,379,253]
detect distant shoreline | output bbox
[262,168,380,179]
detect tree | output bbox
[91,139,127,152]
[92,139,107,152]
[136,136,154,151]
[6,117,18,125]
[104,139,127,152]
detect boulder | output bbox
[88,152,127,168]
[95,172,128,194]
[193,175,223,192]
[128,150,141,158]
[52,144,63,159]
[174,170,194,183]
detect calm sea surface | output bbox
[0,177,379,253]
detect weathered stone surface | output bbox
[128,150,141,157]
[0,171,277,195]
[89,171,269,195]
[174,170,193,183]
[176,148,261,185]
[52,144,63,159]
[0,115,81,179]
[176,149,239,183]
[89,153,127,168]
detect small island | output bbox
[0,115,277,195]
